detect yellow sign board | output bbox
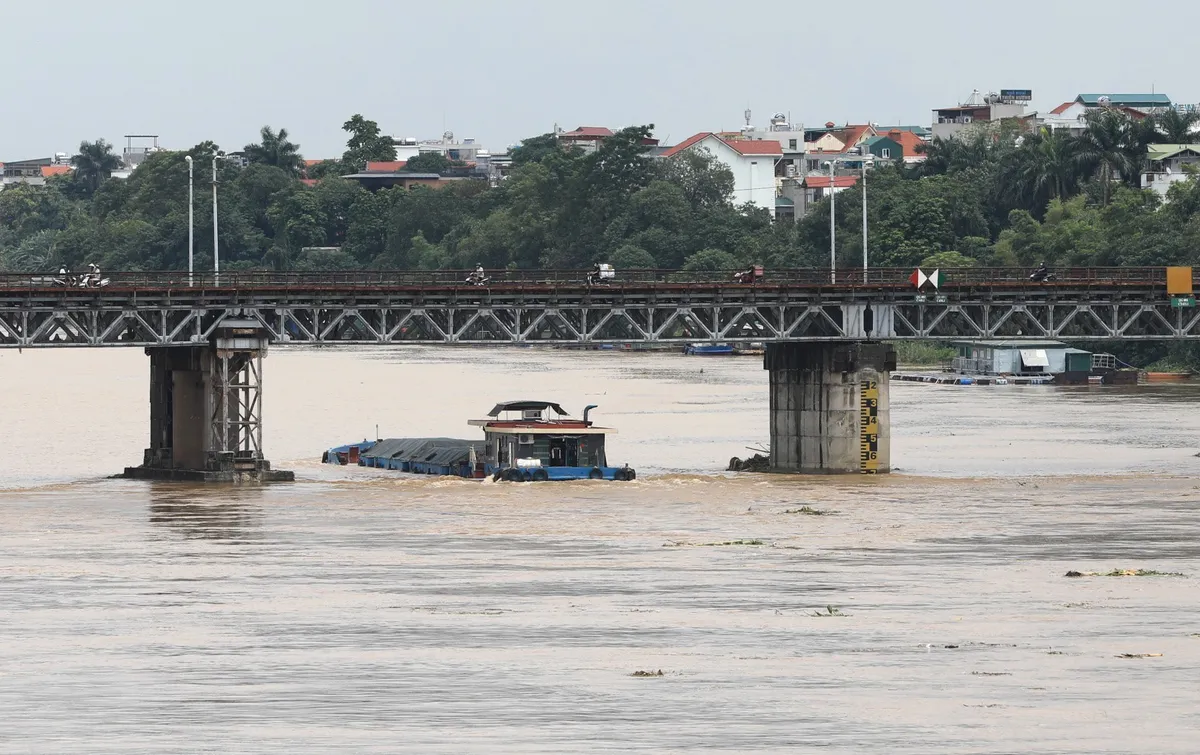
[1167,266,1193,295]
[859,380,880,474]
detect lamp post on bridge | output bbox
[212,155,220,286]
[822,148,875,285]
[184,156,194,287]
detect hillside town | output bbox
[5,88,1199,224]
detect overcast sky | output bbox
[3,0,1197,160]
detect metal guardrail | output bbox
[0,267,1170,291]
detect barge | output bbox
[323,400,636,482]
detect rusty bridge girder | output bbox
[0,268,1196,347]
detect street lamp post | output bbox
[212,155,220,285]
[825,150,875,285]
[861,157,874,284]
[825,160,836,284]
[184,156,194,287]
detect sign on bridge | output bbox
[909,268,942,290]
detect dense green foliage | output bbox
[3,109,1199,365]
[7,109,1200,278]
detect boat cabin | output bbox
[468,400,613,471]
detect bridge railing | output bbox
[0,267,1169,290]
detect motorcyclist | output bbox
[1030,262,1049,282]
[467,263,486,285]
[587,263,601,286]
[734,266,757,284]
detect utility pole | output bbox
[185,156,194,287]
[212,155,220,285]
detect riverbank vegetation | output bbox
[4,110,1200,365]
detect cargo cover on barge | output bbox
[323,400,635,481]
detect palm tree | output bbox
[70,139,122,196]
[1004,129,1081,211]
[1154,108,1200,144]
[243,126,304,174]
[1072,110,1145,205]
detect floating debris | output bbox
[1116,653,1163,659]
[728,454,770,472]
[811,605,847,617]
[971,671,1012,676]
[631,669,664,677]
[1065,569,1185,578]
[664,539,765,547]
[784,506,832,516]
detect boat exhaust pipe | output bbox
[583,404,598,425]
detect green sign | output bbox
[1172,296,1196,308]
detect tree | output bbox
[404,152,453,174]
[1154,108,1200,144]
[657,148,734,210]
[1073,110,1146,205]
[70,139,122,197]
[921,250,977,268]
[511,133,565,166]
[341,114,397,171]
[243,126,304,174]
[609,244,657,268]
[682,248,739,271]
[1001,129,1081,213]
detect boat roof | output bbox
[488,400,568,417]
[479,424,614,435]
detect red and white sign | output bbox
[909,268,942,290]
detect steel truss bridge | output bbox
[0,267,1196,348]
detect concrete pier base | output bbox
[764,341,895,474]
[123,319,293,483]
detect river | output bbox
[1,346,1198,753]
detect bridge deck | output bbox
[0,268,1195,347]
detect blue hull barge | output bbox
[683,343,734,356]
[323,400,635,482]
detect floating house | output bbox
[950,340,1092,376]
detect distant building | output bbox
[1141,144,1200,199]
[860,129,927,164]
[0,154,71,190]
[661,132,782,218]
[121,135,162,169]
[341,170,450,191]
[779,174,859,223]
[556,126,614,154]
[931,89,1035,140]
[1074,93,1172,111]
[803,122,878,171]
[736,111,805,178]
[1041,96,1155,135]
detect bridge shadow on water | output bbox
[147,483,266,541]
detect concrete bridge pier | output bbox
[764,341,896,474]
[124,319,293,482]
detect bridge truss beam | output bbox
[2,289,1199,347]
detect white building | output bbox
[1142,144,1200,199]
[660,132,782,217]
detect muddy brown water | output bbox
[1,347,1199,753]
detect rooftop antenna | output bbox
[744,107,752,128]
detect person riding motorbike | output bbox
[734,266,758,284]
[466,263,487,286]
[1029,262,1049,282]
